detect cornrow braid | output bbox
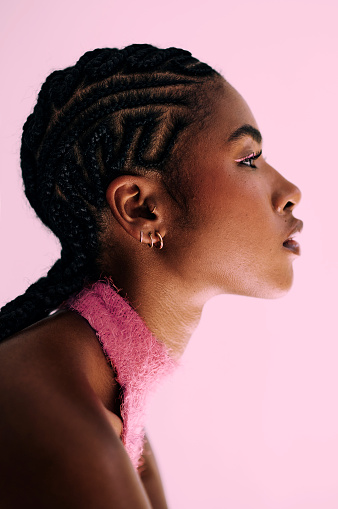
[0,44,222,342]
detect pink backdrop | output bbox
[1,1,337,507]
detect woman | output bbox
[0,45,302,508]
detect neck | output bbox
[128,284,203,359]
[104,255,217,360]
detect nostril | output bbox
[284,201,294,210]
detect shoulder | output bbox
[0,307,122,442]
[0,311,151,508]
[0,364,149,507]
[0,308,119,407]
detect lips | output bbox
[283,220,303,255]
[283,237,300,254]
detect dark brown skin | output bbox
[0,80,302,507]
[0,309,167,508]
[101,80,302,356]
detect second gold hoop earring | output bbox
[148,232,154,248]
[148,232,164,249]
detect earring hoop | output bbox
[154,231,164,249]
[140,231,144,244]
[148,232,154,248]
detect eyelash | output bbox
[235,149,263,169]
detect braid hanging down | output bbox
[0,44,222,342]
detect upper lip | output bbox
[284,219,304,241]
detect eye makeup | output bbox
[235,149,262,168]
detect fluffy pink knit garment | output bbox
[64,279,178,470]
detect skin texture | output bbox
[0,80,302,507]
[101,79,302,357]
[0,308,163,508]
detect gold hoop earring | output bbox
[154,231,164,249]
[140,231,144,244]
[148,232,154,248]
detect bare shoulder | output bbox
[0,309,120,410]
[0,312,151,508]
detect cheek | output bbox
[184,159,272,247]
[189,176,271,269]
[201,181,279,264]
[204,174,270,242]
[174,171,293,297]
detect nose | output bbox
[271,173,302,214]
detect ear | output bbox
[105,174,167,246]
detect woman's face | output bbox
[171,80,302,299]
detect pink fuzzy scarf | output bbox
[64,279,177,470]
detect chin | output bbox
[254,272,295,299]
[231,270,295,300]
[217,265,295,299]
[260,287,292,299]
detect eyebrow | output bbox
[227,124,263,144]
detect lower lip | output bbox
[283,240,301,255]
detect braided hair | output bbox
[0,44,222,342]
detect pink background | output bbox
[1,1,337,507]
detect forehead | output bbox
[178,81,260,167]
[208,81,259,141]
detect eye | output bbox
[235,149,262,169]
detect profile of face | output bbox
[168,80,302,299]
